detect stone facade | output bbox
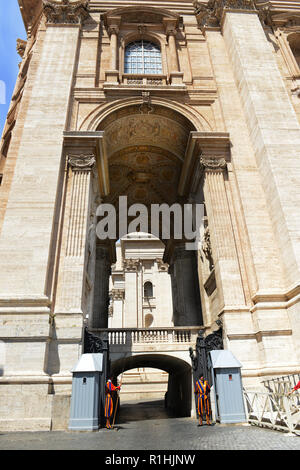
[0,0,300,430]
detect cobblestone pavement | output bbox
[0,399,299,451]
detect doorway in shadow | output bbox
[111,353,192,424]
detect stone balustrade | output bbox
[90,327,202,346]
[122,74,167,86]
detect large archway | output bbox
[111,353,193,418]
[89,101,204,331]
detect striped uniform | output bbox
[195,379,211,420]
[104,381,120,419]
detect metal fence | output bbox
[262,373,300,395]
[243,374,300,435]
[243,389,300,435]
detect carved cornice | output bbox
[43,0,89,25]
[194,0,257,29]
[68,154,96,171]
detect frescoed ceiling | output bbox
[98,104,194,208]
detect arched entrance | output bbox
[88,101,204,331]
[70,99,227,420]
[111,353,193,419]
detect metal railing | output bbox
[243,389,300,436]
[262,374,300,395]
[90,327,202,346]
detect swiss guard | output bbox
[105,378,121,429]
[194,375,211,426]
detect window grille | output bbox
[124,40,162,75]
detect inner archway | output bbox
[111,353,193,419]
[89,102,204,330]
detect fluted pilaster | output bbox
[201,157,245,308]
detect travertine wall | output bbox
[0,0,300,430]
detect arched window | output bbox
[144,281,153,298]
[124,40,162,75]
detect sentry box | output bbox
[69,353,103,431]
[208,350,246,424]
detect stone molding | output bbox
[68,154,96,171]
[42,0,89,25]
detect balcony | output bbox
[90,327,201,351]
[103,72,186,92]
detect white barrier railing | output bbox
[92,327,201,346]
[243,390,300,436]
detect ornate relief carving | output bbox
[16,39,27,58]
[68,154,96,170]
[156,258,169,272]
[110,289,125,301]
[123,258,142,271]
[105,114,188,159]
[200,156,227,171]
[194,0,257,28]
[140,92,154,115]
[43,0,89,25]
[201,227,214,268]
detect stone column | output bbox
[51,153,97,374]
[108,289,125,328]
[55,154,96,313]
[123,259,141,328]
[200,156,245,309]
[105,17,121,84]
[169,245,202,326]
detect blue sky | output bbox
[0,1,26,136]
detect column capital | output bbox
[43,0,90,25]
[123,258,142,272]
[106,16,122,36]
[194,0,257,30]
[68,153,96,171]
[200,156,227,172]
[110,289,125,301]
[108,25,120,36]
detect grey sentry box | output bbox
[208,350,246,424]
[69,353,103,431]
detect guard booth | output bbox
[69,353,103,431]
[208,350,246,424]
